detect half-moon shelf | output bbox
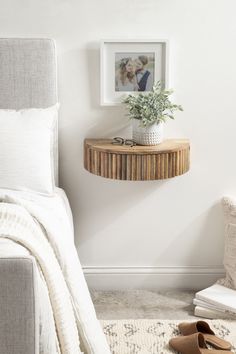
[84,138,190,181]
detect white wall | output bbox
[2,0,236,289]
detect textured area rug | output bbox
[100,319,236,354]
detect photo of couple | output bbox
[115,52,154,92]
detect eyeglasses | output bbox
[112,137,137,147]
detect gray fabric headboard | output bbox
[0,38,58,184]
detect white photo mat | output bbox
[100,40,169,106]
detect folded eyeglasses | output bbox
[112,137,137,147]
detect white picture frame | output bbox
[100,39,169,106]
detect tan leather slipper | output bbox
[178,320,231,350]
[169,333,233,354]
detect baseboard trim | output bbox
[83,266,225,290]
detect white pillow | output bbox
[218,197,236,289]
[0,105,58,195]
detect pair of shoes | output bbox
[169,320,233,354]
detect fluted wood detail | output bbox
[84,139,190,181]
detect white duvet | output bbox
[0,188,111,354]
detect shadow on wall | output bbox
[74,177,168,248]
[85,42,131,138]
[156,201,225,266]
[86,41,103,109]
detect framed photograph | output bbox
[100,39,169,106]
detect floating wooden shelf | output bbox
[84,139,190,181]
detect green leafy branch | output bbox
[122,81,183,127]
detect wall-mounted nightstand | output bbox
[84,139,190,181]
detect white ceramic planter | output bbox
[132,119,164,145]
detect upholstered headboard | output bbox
[0,38,58,184]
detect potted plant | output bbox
[122,81,183,145]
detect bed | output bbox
[0,38,110,354]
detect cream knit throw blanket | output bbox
[0,197,111,354]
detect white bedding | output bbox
[0,188,70,256]
[0,187,73,225]
[0,187,74,260]
[0,188,110,354]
